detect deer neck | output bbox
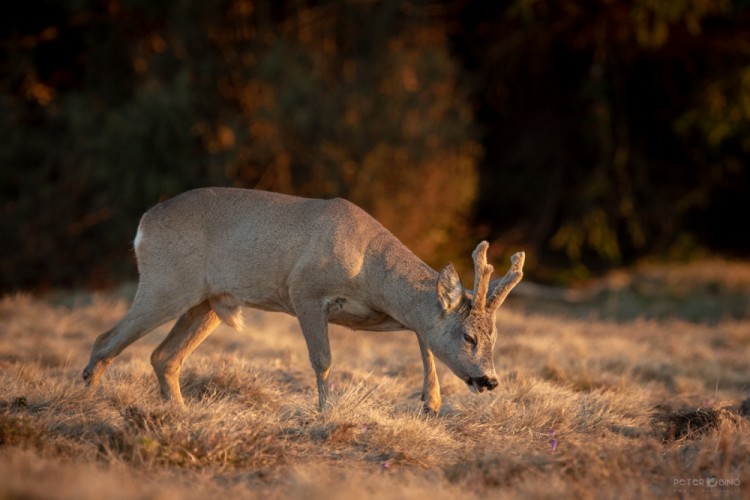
[370,240,442,338]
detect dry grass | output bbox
[1,270,749,498]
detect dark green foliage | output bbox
[461,0,750,280]
[1,0,748,290]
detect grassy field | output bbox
[1,261,749,499]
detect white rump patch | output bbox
[133,225,144,254]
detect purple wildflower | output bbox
[549,428,557,453]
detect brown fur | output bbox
[82,188,524,412]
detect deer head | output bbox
[432,241,525,393]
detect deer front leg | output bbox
[293,298,333,410]
[417,335,441,414]
[150,300,221,407]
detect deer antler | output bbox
[471,241,495,310]
[487,251,525,312]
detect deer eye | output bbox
[463,333,477,346]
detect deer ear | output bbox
[437,263,464,312]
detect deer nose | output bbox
[474,375,499,391]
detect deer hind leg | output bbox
[82,284,190,387]
[151,300,221,406]
[417,335,441,414]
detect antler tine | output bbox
[471,241,494,310]
[487,251,525,311]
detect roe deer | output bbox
[83,188,524,413]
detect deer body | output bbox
[83,188,524,412]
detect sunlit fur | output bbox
[83,188,524,412]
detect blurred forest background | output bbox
[1,0,749,291]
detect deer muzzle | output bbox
[466,375,499,393]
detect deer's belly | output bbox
[325,297,406,332]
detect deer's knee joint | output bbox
[150,348,164,368]
[91,328,115,353]
[150,348,179,376]
[310,351,332,374]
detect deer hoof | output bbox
[422,403,440,416]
